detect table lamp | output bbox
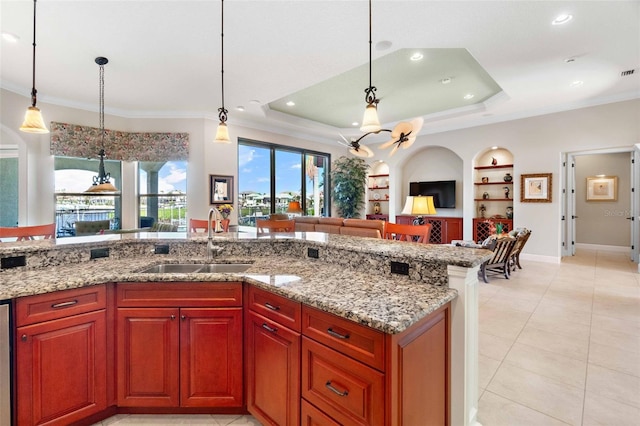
[286,201,303,215]
[401,195,437,225]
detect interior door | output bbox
[630,148,639,263]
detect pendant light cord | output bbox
[364,0,377,106]
[99,61,105,149]
[29,0,38,107]
[218,0,228,123]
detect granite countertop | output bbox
[0,232,492,334]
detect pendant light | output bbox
[214,0,231,143]
[19,0,49,134]
[360,0,381,133]
[86,57,118,193]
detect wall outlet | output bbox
[90,248,110,259]
[154,244,170,254]
[307,248,319,258]
[1,255,27,269]
[390,261,410,275]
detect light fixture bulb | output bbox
[215,122,231,143]
[360,104,381,133]
[20,106,49,134]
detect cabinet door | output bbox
[180,308,243,407]
[117,308,179,407]
[16,310,107,426]
[444,217,463,244]
[246,311,300,426]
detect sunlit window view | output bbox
[54,156,122,237]
[138,161,188,231]
[238,140,329,228]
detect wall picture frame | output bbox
[209,175,233,204]
[520,173,552,203]
[586,176,617,201]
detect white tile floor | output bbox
[93,248,640,425]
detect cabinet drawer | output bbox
[301,399,341,426]
[248,285,301,332]
[302,306,385,371]
[301,337,384,426]
[16,284,107,327]
[116,282,242,307]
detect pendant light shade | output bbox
[86,57,118,193]
[360,104,381,133]
[214,0,231,144]
[20,0,49,134]
[20,106,48,134]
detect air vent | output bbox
[621,69,636,77]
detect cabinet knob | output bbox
[170,315,176,320]
[181,315,186,320]
[21,334,27,342]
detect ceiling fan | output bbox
[338,117,424,158]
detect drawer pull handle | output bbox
[264,302,280,311]
[262,323,277,333]
[327,328,350,340]
[51,300,78,309]
[325,381,349,397]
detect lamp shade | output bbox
[20,106,49,134]
[85,182,119,193]
[360,104,381,133]
[401,195,437,215]
[215,122,231,143]
[286,201,303,214]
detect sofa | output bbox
[293,217,385,239]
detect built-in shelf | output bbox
[369,199,389,202]
[474,182,513,186]
[368,186,389,190]
[474,198,513,202]
[474,164,513,170]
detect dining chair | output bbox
[256,219,295,233]
[189,218,230,233]
[383,222,432,243]
[0,223,56,241]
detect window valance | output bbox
[50,122,189,161]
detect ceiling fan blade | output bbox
[359,144,374,157]
[409,117,424,135]
[388,144,400,157]
[379,138,397,149]
[402,136,417,149]
[350,146,370,158]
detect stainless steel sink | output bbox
[196,263,252,273]
[138,263,252,274]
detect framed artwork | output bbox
[209,175,233,204]
[520,173,552,203]
[586,176,617,201]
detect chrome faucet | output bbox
[207,208,223,259]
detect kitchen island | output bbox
[0,231,490,425]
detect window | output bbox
[0,144,18,227]
[54,156,122,237]
[238,139,330,227]
[138,161,187,231]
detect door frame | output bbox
[562,146,639,264]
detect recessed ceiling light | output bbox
[464,93,475,100]
[236,106,245,112]
[440,77,453,85]
[491,146,498,150]
[286,101,295,107]
[570,80,584,87]
[376,40,392,51]
[552,14,573,25]
[1,32,19,43]
[352,122,359,126]
[410,52,423,61]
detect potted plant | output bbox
[330,156,369,218]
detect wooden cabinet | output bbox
[246,286,301,426]
[396,215,462,244]
[301,303,450,425]
[15,285,108,426]
[473,217,513,243]
[116,282,243,408]
[473,154,514,240]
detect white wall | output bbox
[369,99,640,262]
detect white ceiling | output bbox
[1,0,639,145]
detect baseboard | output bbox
[520,253,560,264]
[575,243,630,253]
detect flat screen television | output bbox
[409,180,456,208]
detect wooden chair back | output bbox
[189,218,212,233]
[509,230,532,271]
[383,222,432,244]
[479,236,517,283]
[256,219,295,233]
[0,223,56,241]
